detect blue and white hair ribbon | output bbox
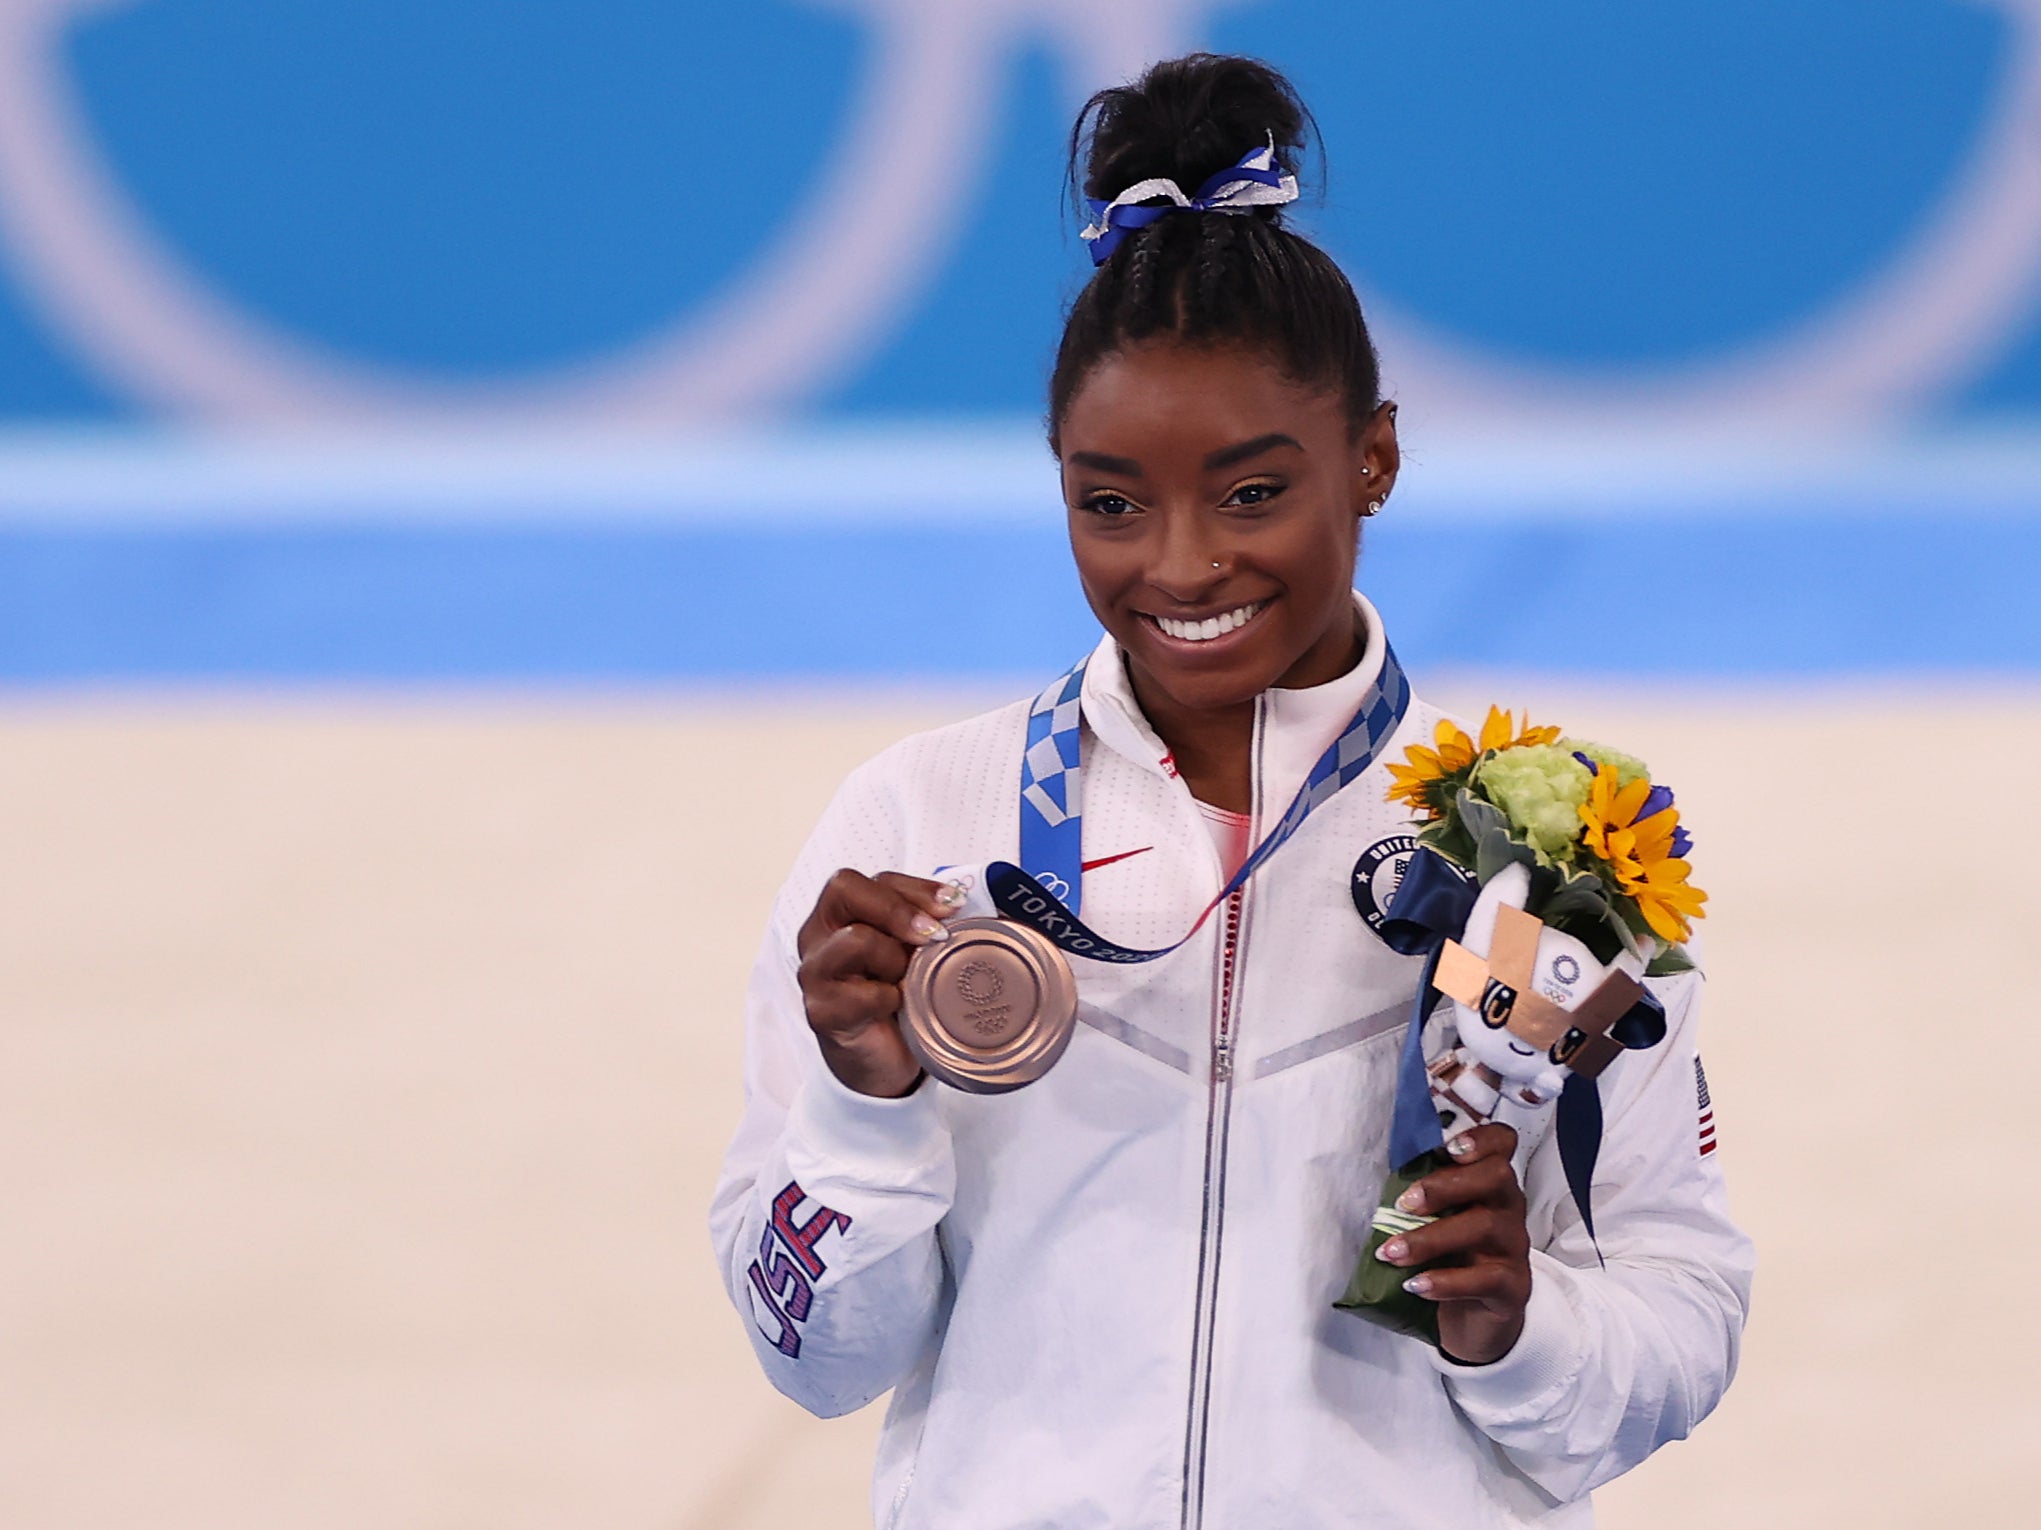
[993,642,1411,964]
[1080,139,1300,266]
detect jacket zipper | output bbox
[1180,702,1264,1530]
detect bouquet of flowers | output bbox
[1385,707,1706,974]
[1335,708,1705,1346]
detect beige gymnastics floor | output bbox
[1,684,2035,1529]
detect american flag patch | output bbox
[1695,1056,1717,1156]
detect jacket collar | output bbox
[1079,592,1396,811]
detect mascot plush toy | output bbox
[1337,857,1670,1345]
[1424,862,1650,1137]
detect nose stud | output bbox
[1211,561,1222,569]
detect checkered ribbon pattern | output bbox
[997,643,1412,964]
[1017,659,1089,907]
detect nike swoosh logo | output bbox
[1081,846,1154,872]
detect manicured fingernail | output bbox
[1448,1135,1475,1158]
[1402,1274,1433,1297]
[1376,1238,1407,1264]
[934,883,967,909]
[911,915,947,942]
[1394,1187,1425,1215]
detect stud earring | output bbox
[1365,499,1383,516]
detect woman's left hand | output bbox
[1374,1122,1532,1366]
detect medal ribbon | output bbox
[990,642,1411,965]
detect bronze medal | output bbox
[898,917,1079,1094]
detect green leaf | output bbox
[1452,788,1537,886]
[1456,790,1508,841]
[1608,900,1648,960]
[1525,868,1614,963]
[1418,819,1475,868]
[1645,944,1697,977]
[1547,909,1625,966]
[1539,872,1613,928]
[1423,767,1477,825]
[1474,824,1536,885]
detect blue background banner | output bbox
[0,1,2035,678]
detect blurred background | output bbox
[2,2,2036,1526]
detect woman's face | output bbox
[1058,340,1398,716]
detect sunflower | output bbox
[1387,707,1560,819]
[1386,718,1477,818]
[1578,763,1708,942]
[1477,705,1562,754]
[1628,859,1709,945]
[1579,765,1651,877]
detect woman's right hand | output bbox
[796,869,965,1098]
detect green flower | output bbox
[1561,738,1650,789]
[1473,745,1594,858]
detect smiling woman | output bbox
[709,52,1751,1530]
[1059,345,1396,809]
[1048,55,1400,810]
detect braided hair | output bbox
[1048,54,1382,453]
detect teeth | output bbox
[1154,601,1266,642]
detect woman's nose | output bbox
[1147,521,1226,603]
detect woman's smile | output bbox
[1141,598,1272,647]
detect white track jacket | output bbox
[710,601,1753,1528]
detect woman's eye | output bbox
[1081,492,1137,517]
[1224,480,1284,508]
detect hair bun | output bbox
[1075,54,1310,216]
